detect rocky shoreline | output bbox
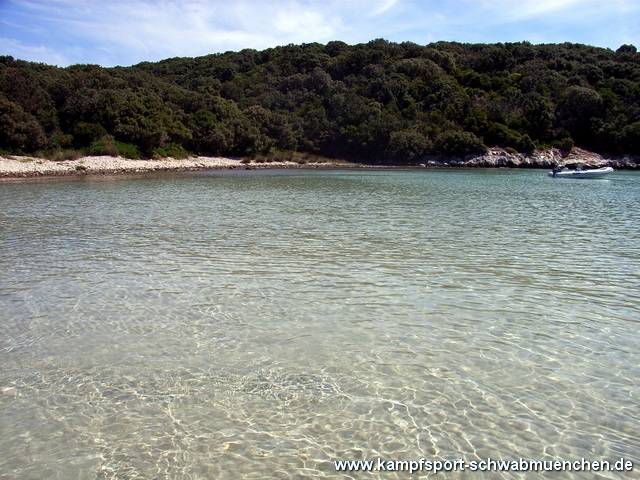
[1,148,638,179]
[0,155,358,179]
[424,147,639,169]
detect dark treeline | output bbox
[1,40,639,162]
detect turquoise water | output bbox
[1,169,639,479]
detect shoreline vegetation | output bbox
[1,41,639,167]
[1,147,637,179]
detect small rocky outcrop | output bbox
[421,147,639,169]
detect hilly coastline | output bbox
[1,40,639,166]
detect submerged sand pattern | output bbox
[1,169,639,479]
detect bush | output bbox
[88,135,140,158]
[152,143,189,159]
[51,131,74,148]
[115,141,141,159]
[552,137,574,155]
[621,121,640,154]
[45,149,83,161]
[73,122,108,147]
[3,42,640,160]
[88,135,118,156]
[518,134,536,155]
[557,86,604,142]
[485,123,535,153]
[386,130,431,162]
[616,44,637,55]
[434,130,486,156]
[0,97,47,152]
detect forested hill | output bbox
[1,40,639,162]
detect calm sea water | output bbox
[1,169,639,479]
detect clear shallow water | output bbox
[0,169,639,479]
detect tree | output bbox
[0,96,47,151]
[616,44,637,55]
[386,130,431,162]
[622,121,640,154]
[0,40,639,159]
[435,130,486,156]
[556,86,604,143]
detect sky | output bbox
[0,0,638,67]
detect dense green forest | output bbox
[1,40,639,162]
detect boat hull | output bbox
[549,167,613,179]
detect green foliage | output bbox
[484,123,536,153]
[616,44,637,55]
[551,137,574,154]
[0,96,47,152]
[88,135,118,156]
[434,130,487,156]
[621,121,640,152]
[153,143,190,159]
[44,149,83,161]
[73,122,107,147]
[51,131,74,148]
[556,86,604,144]
[386,129,431,161]
[1,41,639,159]
[87,135,140,158]
[115,141,141,159]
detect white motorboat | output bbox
[549,166,613,179]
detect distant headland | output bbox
[1,40,639,167]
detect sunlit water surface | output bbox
[1,169,639,479]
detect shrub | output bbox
[51,131,74,148]
[386,130,431,162]
[88,135,118,156]
[484,123,537,154]
[88,136,140,158]
[616,44,637,55]
[552,137,574,155]
[3,42,640,160]
[621,121,640,154]
[0,97,47,152]
[518,134,536,155]
[556,86,604,142]
[73,122,108,147]
[115,141,141,159]
[152,143,189,159]
[45,149,83,161]
[434,131,487,156]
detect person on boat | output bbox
[552,164,561,177]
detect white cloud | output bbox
[3,0,401,65]
[370,0,399,16]
[0,36,70,65]
[1,0,638,65]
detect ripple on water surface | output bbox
[1,169,639,479]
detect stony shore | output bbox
[422,147,639,169]
[0,155,359,179]
[1,148,637,179]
